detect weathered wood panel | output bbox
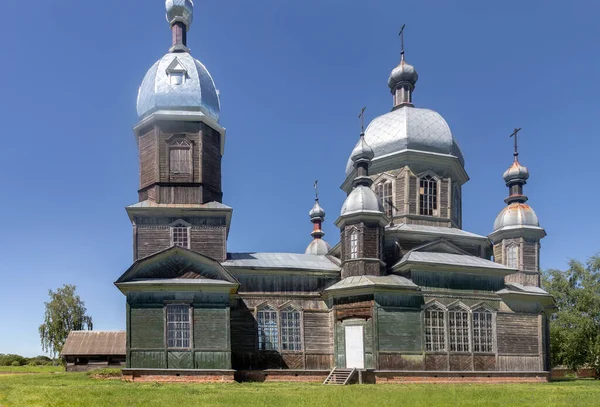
[190,227,226,261]
[130,351,166,368]
[378,353,425,370]
[473,355,496,371]
[412,271,505,292]
[195,351,231,369]
[493,244,503,264]
[497,355,541,371]
[194,308,229,350]
[158,185,202,204]
[139,129,157,189]
[167,351,193,369]
[523,242,538,272]
[130,307,164,349]
[305,354,332,370]
[304,312,332,353]
[281,353,304,369]
[395,170,406,216]
[136,226,170,259]
[408,174,417,214]
[449,355,472,371]
[497,313,539,354]
[200,125,222,195]
[425,354,447,371]
[440,178,449,218]
[377,308,422,352]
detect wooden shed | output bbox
[61,331,126,372]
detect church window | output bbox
[169,139,192,175]
[419,175,438,216]
[376,180,393,218]
[425,304,446,351]
[257,305,279,351]
[453,184,461,226]
[350,230,359,259]
[472,308,495,353]
[280,306,302,351]
[506,244,519,269]
[171,225,190,249]
[448,305,470,352]
[166,304,191,349]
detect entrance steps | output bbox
[323,368,356,385]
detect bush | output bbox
[0,354,27,366]
[27,356,53,366]
[89,368,122,378]
[11,361,21,367]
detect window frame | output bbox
[447,303,471,353]
[256,305,280,351]
[472,307,496,354]
[167,137,193,177]
[424,302,447,352]
[375,179,394,218]
[165,304,192,350]
[349,228,359,260]
[279,305,303,351]
[170,220,191,249]
[505,243,520,269]
[418,174,439,216]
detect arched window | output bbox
[350,230,359,259]
[506,244,519,269]
[257,305,279,351]
[169,139,192,175]
[472,308,494,353]
[280,306,302,351]
[424,304,446,351]
[171,220,190,249]
[376,180,393,218]
[419,175,438,216]
[448,304,470,352]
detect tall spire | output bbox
[305,181,331,255]
[166,0,194,52]
[388,24,418,108]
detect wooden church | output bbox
[115,0,555,383]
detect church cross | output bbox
[509,127,522,160]
[399,24,406,58]
[314,180,319,201]
[358,106,367,133]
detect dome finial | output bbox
[166,0,194,52]
[502,127,530,204]
[399,24,406,61]
[510,127,522,162]
[389,24,418,108]
[305,180,331,255]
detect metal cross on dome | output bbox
[399,24,406,58]
[509,127,522,160]
[358,106,367,133]
[314,180,319,201]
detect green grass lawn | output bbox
[0,365,64,374]
[1,372,599,407]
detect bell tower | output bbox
[127,0,232,262]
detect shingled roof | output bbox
[61,331,126,356]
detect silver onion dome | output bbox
[350,134,375,162]
[305,239,331,255]
[388,57,418,90]
[137,53,221,121]
[309,200,326,219]
[166,0,194,29]
[503,160,530,183]
[493,203,539,231]
[340,186,384,217]
[345,107,463,176]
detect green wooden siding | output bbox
[195,351,231,369]
[378,308,422,352]
[130,351,166,368]
[130,307,164,349]
[167,351,193,369]
[334,319,374,369]
[194,308,229,350]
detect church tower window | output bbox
[376,180,393,217]
[280,306,302,351]
[171,220,190,249]
[425,304,446,351]
[257,305,279,351]
[349,230,359,259]
[166,304,191,349]
[169,139,192,175]
[472,308,495,353]
[448,304,470,352]
[419,175,438,216]
[506,244,519,269]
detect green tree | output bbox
[543,255,600,376]
[39,284,93,358]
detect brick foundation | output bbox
[235,370,330,383]
[122,369,235,383]
[372,371,550,384]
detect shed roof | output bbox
[325,274,418,292]
[393,251,515,273]
[388,223,489,240]
[222,253,341,272]
[61,331,125,356]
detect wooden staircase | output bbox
[323,368,356,385]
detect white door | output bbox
[344,325,364,369]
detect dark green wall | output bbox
[377,308,422,352]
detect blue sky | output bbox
[0,0,598,356]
